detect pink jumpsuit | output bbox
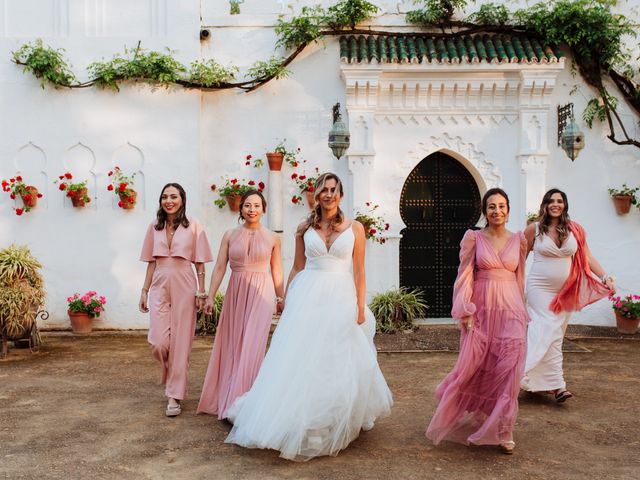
[140,218,213,400]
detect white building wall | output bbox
[1,0,638,328]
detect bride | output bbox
[224,172,393,461]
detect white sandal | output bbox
[500,441,516,455]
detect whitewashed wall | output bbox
[1,0,638,329]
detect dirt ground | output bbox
[1,330,639,480]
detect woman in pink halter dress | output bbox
[426,188,528,454]
[197,189,284,420]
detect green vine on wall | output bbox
[10,0,640,148]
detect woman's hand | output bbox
[139,292,149,313]
[462,315,474,332]
[276,298,284,314]
[203,295,215,315]
[357,309,365,325]
[604,276,616,291]
[196,296,205,313]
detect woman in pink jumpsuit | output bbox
[197,189,284,420]
[139,183,213,417]
[426,188,528,454]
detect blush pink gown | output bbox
[426,229,528,446]
[197,226,276,419]
[140,218,213,401]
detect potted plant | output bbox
[607,184,638,215]
[196,292,224,336]
[610,293,640,334]
[66,291,106,334]
[264,140,302,171]
[368,287,428,333]
[211,177,264,211]
[355,202,390,244]
[0,244,46,357]
[290,167,320,208]
[526,211,539,225]
[2,175,43,215]
[107,167,137,209]
[55,172,91,207]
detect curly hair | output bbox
[296,172,344,236]
[537,188,570,244]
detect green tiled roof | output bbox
[339,34,563,65]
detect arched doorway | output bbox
[399,152,481,317]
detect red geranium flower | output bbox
[59,183,67,191]
[307,185,314,192]
[258,181,265,190]
[291,197,298,204]
[37,193,43,198]
[245,161,251,166]
[16,175,22,181]
[369,228,377,235]
[108,170,113,176]
[10,178,15,182]
[248,180,255,186]
[64,172,73,179]
[291,173,298,179]
[15,208,24,216]
[385,223,390,230]
[230,179,238,185]
[246,154,252,160]
[210,184,217,191]
[9,193,16,199]
[118,183,127,192]
[22,194,32,202]
[118,201,124,208]
[299,175,306,180]
[107,184,114,191]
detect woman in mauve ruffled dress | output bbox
[426,188,528,455]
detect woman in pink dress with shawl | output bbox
[139,183,213,417]
[426,188,528,454]
[197,189,285,420]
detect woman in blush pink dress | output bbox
[139,183,213,417]
[197,189,284,420]
[426,188,528,455]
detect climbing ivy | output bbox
[10,0,640,148]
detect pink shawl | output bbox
[549,221,611,314]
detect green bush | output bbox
[196,292,224,336]
[369,287,428,333]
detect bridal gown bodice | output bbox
[304,227,354,273]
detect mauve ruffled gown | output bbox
[426,229,528,446]
[197,226,275,419]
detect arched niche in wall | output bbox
[14,142,48,209]
[112,142,145,210]
[63,143,97,209]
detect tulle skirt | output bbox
[224,268,393,461]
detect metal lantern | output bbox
[557,103,585,162]
[328,102,350,160]
[560,119,585,161]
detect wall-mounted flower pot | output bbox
[118,190,137,210]
[70,188,88,208]
[225,193,242,212]
[615,311,639,334]
[68,311,92,334]
[266,152,284,172]
[21,186,39,208]
[612,195,632,215]
[305,190,316,209]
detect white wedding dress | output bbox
[225,225,393,461]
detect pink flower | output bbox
[67,297,74,303]
[99,296,106,305]
[616,302,622,308]
[94,307,103,313]
[84,300,91,306]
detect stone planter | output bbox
[615,311,639,334]
[611,195,633,215]
[68,311,93,334]
[266,152,284,171]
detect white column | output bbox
[268,170,283,232]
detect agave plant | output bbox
[196,292,225,336]
[0,244,46,338]
[369,287,428,333]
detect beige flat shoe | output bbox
[165,403,181,417]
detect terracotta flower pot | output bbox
[70,188,88,208]
[21,186,39,208]
[118,190,137,210]
[612,195,632,215]
[225,193,242,212]
[266,152,284,172]
[615,311,640,334]
[305,190,316,209]
[68,311,93,334]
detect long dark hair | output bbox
[481,187,510,226]
[238,189,267,223]
[537,188,570,243]
[155,183,190,231]
[296,172,345,236]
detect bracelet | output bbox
[197,272,205,276]
[195,291,208,299]
[276,296,284,303]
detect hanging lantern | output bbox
[560,119,585,161]
[328,102,350,160]
[557,103,585,162]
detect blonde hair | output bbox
[296,172,344,236]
